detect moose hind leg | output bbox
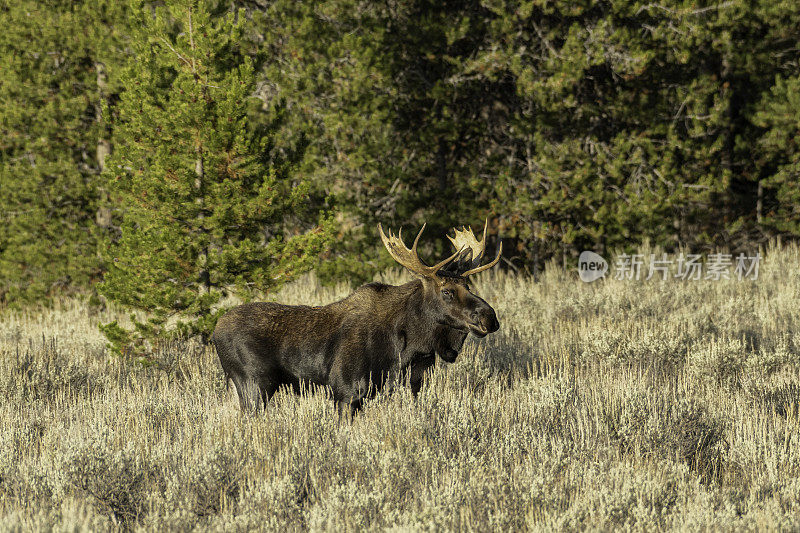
[236,379,281,413]
[230,375,261,412]
[224,374,240,406]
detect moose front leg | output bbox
[408,357,435,397]
[336,399,360,421]
[332,376,370,422]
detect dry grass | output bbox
[2,245,800,531]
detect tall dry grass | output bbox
[1,244,799,531]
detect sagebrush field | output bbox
[2,244,800,531]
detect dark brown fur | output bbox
[212,276,498,417]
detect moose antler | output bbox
[447,219,488,271]
[378,223,464,278]
[446,219,502,277]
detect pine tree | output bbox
[256,1,404,284]
[258,0,800,270]
[750,1,800,238]
[754,75,800,236]
[99,0,332,353]
[0,0,126,304]
[258,1,499,283]
[423,0,800,261]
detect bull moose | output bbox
[212,221,502,417]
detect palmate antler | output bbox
[446,219,502,277]
[447,219,488,271]
[378,223,464,279]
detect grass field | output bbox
[2,244,800,531]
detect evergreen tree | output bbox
[0,0,126,304]
[256,1,403,284]
[750,1,800,238]
[754,75,800,236]
[258,1,499,283]
[99,0,332,353]
[4,0,800,306]
[258,0,800,271]
[448,0,785,261]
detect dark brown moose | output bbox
[212,222,502,417]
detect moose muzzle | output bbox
[469,307,499,337]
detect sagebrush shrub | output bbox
[2,247,800,530]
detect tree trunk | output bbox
[756,180,763,225]
[196,152,210,294]
[188,7,211,295]
[95,61,112,229]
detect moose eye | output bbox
[441,289,454,301]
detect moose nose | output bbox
[485,310,500,333]
[475,308,499,333]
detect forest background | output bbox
[3,0,800,327]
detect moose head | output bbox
[378,222,501,361]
